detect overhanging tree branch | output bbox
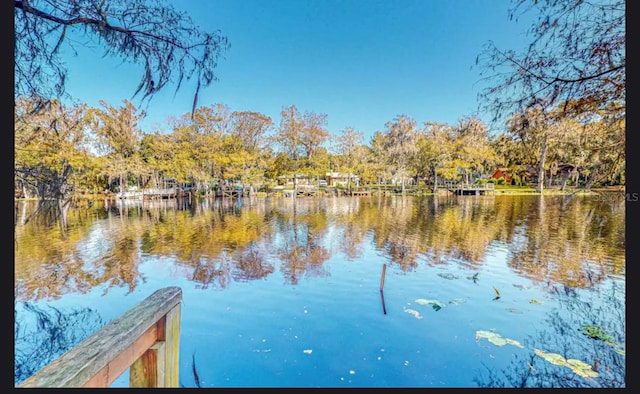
[14,0,230,116]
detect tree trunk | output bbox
[560,173,569,192]
[585,171,596,191]
[433,166,438,193]
[536,136,548,193]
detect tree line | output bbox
[15,94,624,203]
[15,0,625,209]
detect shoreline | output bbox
[14,186,624,202]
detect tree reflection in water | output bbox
[14,302,104,385]
[473,280,625,388]
[14,195,625,387]
[15,196,624,299]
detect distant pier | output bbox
[447,183,495,196]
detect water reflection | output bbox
[474,280,625,388]
[14,195,625,388]
[15,195,624,301]
[14,302,105,384]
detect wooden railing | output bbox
[18,286,183,388]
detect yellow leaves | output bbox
[475,330,600,379]
[475,330,523,348]
[534,349,599,378]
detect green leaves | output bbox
[578,324,625,355]
[578,324,613,342]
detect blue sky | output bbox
[60,0,535,142]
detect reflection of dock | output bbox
[448,183,495,196]
[350,188,371,196]
[117,188,180,199]
[144,188,179,199]
[282,185,319,197]
[218,186,244,198]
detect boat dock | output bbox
[447,183,495,195]
[117,188,181,200]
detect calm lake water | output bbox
[14,194,626,388]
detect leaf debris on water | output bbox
[403,307,423,319]
[492,286,501,300]
[534,349,599,378]
[475,330,523,348]
[415,299,447,311]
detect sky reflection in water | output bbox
[14,195,625,387]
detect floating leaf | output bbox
[513,284,531,290]
[534,349,566,365]
[529,299,543,304]
[614,347,625,356]
[505,338,524,348]
[437,273,459,280]
[403,307,423,319]
[475,330,496,340]
[534,349,599,378]
[475,330,522,348]
[578,324,614,343]
[415,299,447,311]
[448,298,467,305]
[492,286,501,300]
[507,308,523,314]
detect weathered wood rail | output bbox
[18,286,183,388]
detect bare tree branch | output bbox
[14,0,230,115]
